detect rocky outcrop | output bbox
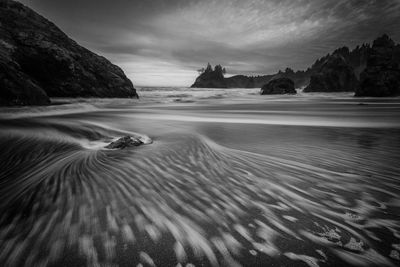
[260,78,296,95]
[190,65,304,89]
[355,34,400,97]
[190,41,371,91]
[0,0,137,106]
[105,136,143,149]
[191,63,227,88]
[304,54,358,92]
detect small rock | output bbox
[105,136,143,149]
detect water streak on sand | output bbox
[1,93,400,266]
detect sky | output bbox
[19,0,400,87]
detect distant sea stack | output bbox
[0,0,138,106]
[190,63,227,88]
[356,34,400,97]
[260,78,296,95]
[191,35,400,97]
[191,64,307,89]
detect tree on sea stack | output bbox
[214,64,225,79]
[205,62,213,73]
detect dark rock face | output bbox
[355,35,400,97]
[105,136,143,149]
[260,78,296,95]
[304,55,358,92]
[0,60,50,105]
[0,0,137,106]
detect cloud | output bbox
[19,0,400,86]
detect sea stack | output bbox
[355,34,400,97]
[191,63,227,88]
[260,78,296,95]
[0,0,138,106]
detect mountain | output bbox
[0,0,138,106]
[191,36,399,95]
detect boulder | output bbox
[0,0,138,106]
[105,136,143,149]
[260,78,296,95]
[355,34,400,97]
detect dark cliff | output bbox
[0,0,138,106]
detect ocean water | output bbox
[0,87,400,267]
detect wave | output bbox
[0,116,399,266]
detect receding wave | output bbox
[0,114,399,266]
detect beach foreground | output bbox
[1,89,400,266]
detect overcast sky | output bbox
[19,0,400,87]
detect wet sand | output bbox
[0,89,400,266]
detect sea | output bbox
[0,87,400,266]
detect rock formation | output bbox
[0,0,138,106]
[304,54,358,92]
[190,63,227,88]
[191,40,374,91]
[105,136,143,149]
[260,78,296,95]
[355,34,400,97]
[191,65,304,89]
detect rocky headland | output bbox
[0,0,138,106]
